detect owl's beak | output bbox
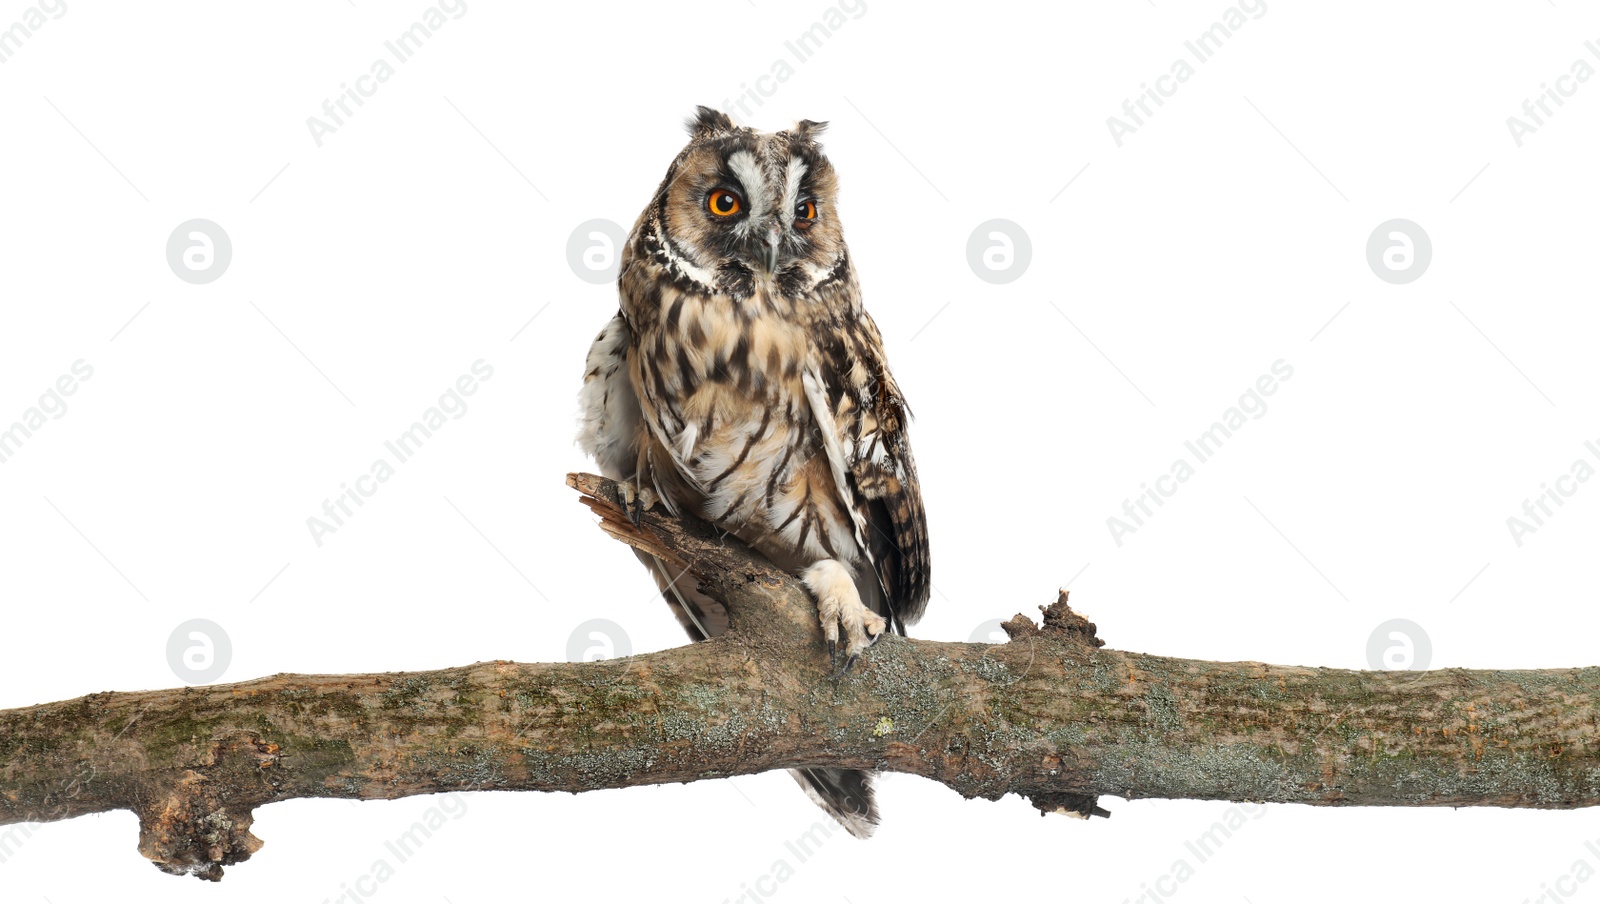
[760,223,782,273]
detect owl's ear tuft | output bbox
[686,106,735,139]
[792,119,829,142]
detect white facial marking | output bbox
[726,150,770,219]
[654,222,718,289]
[784,156,808,215]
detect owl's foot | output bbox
[803,560,885,677]
[617,479,658,526]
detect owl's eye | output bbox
[794,199,818,230]
[707,189,743,217]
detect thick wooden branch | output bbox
[3,473,1599,881]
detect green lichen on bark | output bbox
[3,473,1600,882]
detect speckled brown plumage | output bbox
[578,106,929,838]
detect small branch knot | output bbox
[999,613,1041,640]
[1040,590,1104,647]
[1000,591,1104,648]
[135,732,276,881]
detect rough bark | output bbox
[3,472,1599,881]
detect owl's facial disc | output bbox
[661,116,837,287]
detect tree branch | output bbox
[3,472,1597,881]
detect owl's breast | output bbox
[631,284,810,425]
[628,286,858,567]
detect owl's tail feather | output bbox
[636,549,728,640]
[653,553,712,640]
[789,767,879,839]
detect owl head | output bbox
[639,106,845,290]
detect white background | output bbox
[3,1,1599,901]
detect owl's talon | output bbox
[830,653,861,679]
[617,479,657,526]
[804,559,885,677]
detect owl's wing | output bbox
[579,312,732,642]
[807,313,931,634]
[577,313,642,480]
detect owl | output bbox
[577,106,930,838]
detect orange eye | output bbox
[793,200,819,230]
[708,189,742,217]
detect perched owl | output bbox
[577,106,930,838]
